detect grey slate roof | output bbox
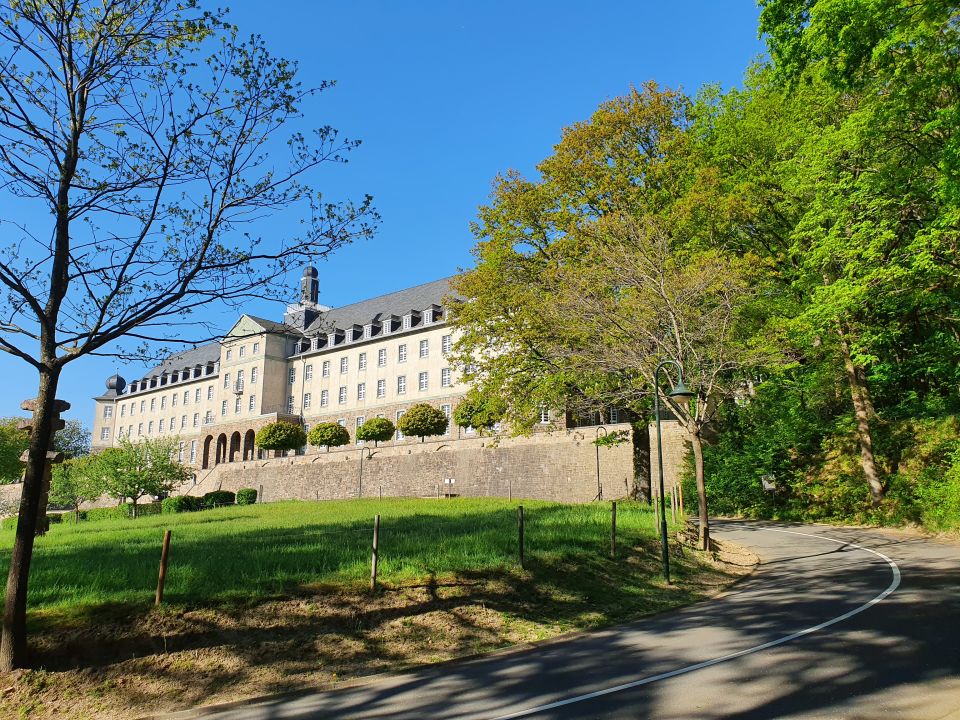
[306,276,460,335]
[146,343,222,377]
[245,315,291,334]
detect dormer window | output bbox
[402,315,412,330]
[424,305,442,324]
[311,336,319,351]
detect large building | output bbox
[91,270,526,468]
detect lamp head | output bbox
[668,380,695,402]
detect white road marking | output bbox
[490,527,902,720]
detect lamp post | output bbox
[358,446,373,498]
[654,359,695,584]
[595,426,607,501]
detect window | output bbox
[419,339,429,358]
[441,368,451,387]
[356,416,365,443]
[195,387,201,403]
[338,386,347,404]
[397,375,406,394]
[149,398,155,411]
[357,383,366,400]
[194,412,200,427]
[305,364,313,381]
[340,357,348,374]
[120,405,126,417]
[398,344,407,362]
[189,440,197,463]
[304,392,312,409]
[159,419,165,432]
[441,404,451,434]
[100,427,110,440]
[396,410,405,439]
[442,334,452,355]
[250,367,258,384]
[287,395,294,413]
[221,401,227,416]
[320,389,329,406]
[609,408,620,423]
[208,385,214,400]
[359,352,367,370]
[170,416,175,430]
[322,360,330,377]
[183,390,189,405]
[226,349,232,361]
[253,342,260,354]
[171,394,177,407]
[248,395,256,411]
[204,411,213,424]
[539,406,550,424]
[289,367,296,384]
[402,315,412,330]
[337,418,347,427]
[127,424,133,436]
[103,406,113,419]
[377,379,386,398]
[418,372,428,391]
[235,396,242,413]
[378,348,387,367]
[178,442,185,463]
[160,396,166,410]
[181,415,187,428]
[139,400,145,413]
[148,420,154,434]
[239,346,246,358]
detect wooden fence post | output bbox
[517,505,525,569]
[155,530,172,605]
[370,514,380,591]
[678,482,685,516]
[610,501,617,559]
[258,484,263,504]
[671,486,677,524]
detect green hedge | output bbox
[161,495,203,514]
[202,490,235,508]
[236,488,258,506]
[2,514,64,531]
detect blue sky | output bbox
[0,1,765,424]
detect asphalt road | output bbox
[175,521,960,720]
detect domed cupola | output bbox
[106,374,126,394]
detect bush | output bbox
[355,417,395,446]
[202,490,236,508]
[308,422,351,450]
[236,488,258,505]
[256,422,307,453]
[397,403,449,441]
[162,495,203,514]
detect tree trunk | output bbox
[1,368,60,671]
[689,429,710,551]
[132,499,138,519]
[632,422,652,503]
[838,332,884,504]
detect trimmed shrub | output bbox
[308,422,350,450]
[162,495,203,514]
[356,417,395,446]
[255,422,307,454]
[397,403,449,441]
[236,488,258,506]
[202,490,235,508]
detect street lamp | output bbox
[654,359,695,584]
[358,446,373,498]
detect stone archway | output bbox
[229,431,242,463]
[243,429,256,461]
[202,435,214,469]
[215,433,227,465]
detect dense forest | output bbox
[450,0,960,534]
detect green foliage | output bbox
[49,455,105,514]
[355,418,395,446]
[235,488,258,506]
[98,437,192,512]
[0,418,28,484]
[452,391,506,434]
[593,430,631,448]
[202,491,236,508]
[397,404,449,441]
[256,422,307,452]
[307,422,350,449]
[161,496,203,514]
[53,420,92,459]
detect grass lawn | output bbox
[0,498,754,719]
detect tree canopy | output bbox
[307,422,350,450]
[256,422,307,452]
[355,418,395,446]
[397,404,449,442]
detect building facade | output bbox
[91,269,562,469]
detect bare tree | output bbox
[0,0,377,669]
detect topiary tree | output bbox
[255,422,307,458]
[236,488,258,506]
[453,391,507,436]
[355,417,395,447]
[397,403,449,442]
[308,422,351,451]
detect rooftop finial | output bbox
[300,266,319,305]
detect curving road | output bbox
[174,521,960,720]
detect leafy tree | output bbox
[256,422,308,455]
[99,437,191,518]
[452,391,506,435]
[397,404,449,442]
[53,421,91,459]
[0,420,28,485]
[355,418,394,447]
[0,0,377,669]
[49,456,105,522]
[307,422,351,451]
